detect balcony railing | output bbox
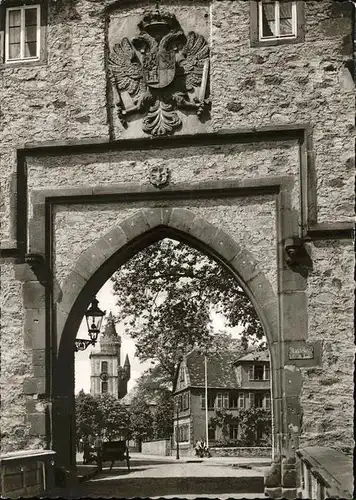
[296,446,353,499]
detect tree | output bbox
[112,238,265,382]
[153,390,174,439]
[129,396,154,448]
[96,394,131,440]
[75,391,130,441]
[75,390,102,439]
[237,407,272,446]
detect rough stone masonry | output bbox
[0,0,354,495]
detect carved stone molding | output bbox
[24,253,48,286]
[149,165,170,188]
[108,8,210,136]
[283,237,312,278]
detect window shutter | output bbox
[249,392,254,408]
[238,393,245,408]
[201,394,206,409]
[265,394,271,410]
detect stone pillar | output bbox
[264,454,282,498]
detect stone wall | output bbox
[210,447,272,458]
[142,439,172,456]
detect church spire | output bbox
[102,311,120,340]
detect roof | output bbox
[101,312,121,343]
[234,350,270,363]
[183,350,243,389]
[174,347,270,391]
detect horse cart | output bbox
[86,440,130,472]
[99,440,130,472]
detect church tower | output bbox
[89,312,130,399]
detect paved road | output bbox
[59,455,267,498]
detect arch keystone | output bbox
[168,208,197,233]
[144,208,164,229]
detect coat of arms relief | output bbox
[109,9,210,136]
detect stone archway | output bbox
[53,207,282,472]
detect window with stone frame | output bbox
[101,361,108,373]
[255,393,264,408]
[1,2,46,65]
[229,424,239,440]
[182,392,190,410]
[250,0,304,47]
[215,392,229,408]
[101,381,108,393]
[201,393,216,409]
[264,393,271,409]
[248,363,269,381]
[238,393,245,408]
[208,425,216,441]
[175,423,189,443]
[230,393,239,408]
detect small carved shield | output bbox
[144,50,176,89]
[149,166,170,188]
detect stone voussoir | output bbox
[210,229,240,262]
[143,208,164,229]
[57,271,88,314]
[73,246,108,280]
[168,207,197,234]
[119,211,151,241]
[102,226,128,254]
[188,216,220,246]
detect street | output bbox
[58,453,268,498]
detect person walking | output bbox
[94,434,103,471]
[83,436,90,465]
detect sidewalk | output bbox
[129,452,271,467]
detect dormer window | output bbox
[248,364,270,381]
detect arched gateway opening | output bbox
[52,209,283,476]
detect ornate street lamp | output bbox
[74,297,106,352]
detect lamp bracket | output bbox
[283,237,312,277]
[24,253,49,286]
[74,339,96,352]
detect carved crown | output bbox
[138,10,178,33]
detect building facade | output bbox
[1,0,354,495]
[173,349,272,454]
[89,313,130,399]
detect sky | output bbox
[74,267,245,396]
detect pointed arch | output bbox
[56,207,278,359]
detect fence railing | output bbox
[0,449,56,498]
[296,446,353,499]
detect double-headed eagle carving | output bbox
[109,11,210,136]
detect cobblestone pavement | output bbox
[55,455,267,498]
